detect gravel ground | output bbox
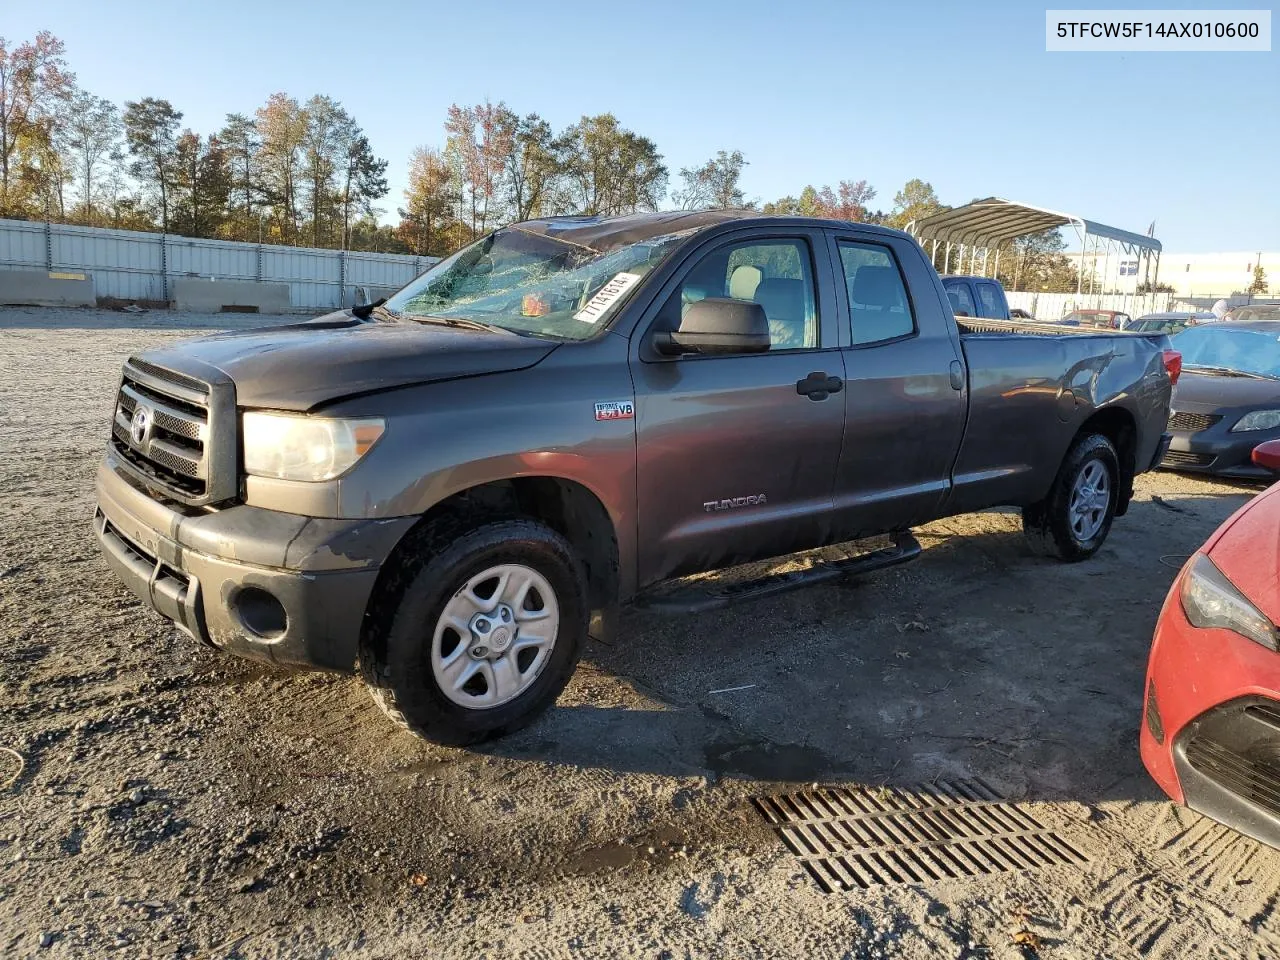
[2,305,1278,959]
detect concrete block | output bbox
[172,278,292,314]
[351,284,402,306]
[0,269,96,307]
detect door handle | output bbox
[949,360,964,391]
[796,371,844,401]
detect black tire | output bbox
[1022,433,1121,562]
[358,517,587,745]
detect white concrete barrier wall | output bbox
[171,278,292,314]
[0,269,96,307]
[0,218,437,311]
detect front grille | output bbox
[1169,411,1223,433]
[109,359,236,506]
[1185,737,1280,818]
[1162,450,1217,468]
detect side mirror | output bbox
[1252,440,1280,473]
[652,298,771,357]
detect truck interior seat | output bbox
[753,277,812,349]
[850,266,912,343]
[728,264,763,301]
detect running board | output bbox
[634,531,922,615]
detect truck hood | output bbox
[135,314,559,411]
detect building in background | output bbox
[1067,250,1277,298]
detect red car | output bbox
[1141,440,1280,846]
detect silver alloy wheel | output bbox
[1068,459,1110,541]
[431,563,560,710]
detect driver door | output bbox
[630,229,846,585]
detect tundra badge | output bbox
[594,401,635,421]
[703,494,768,513]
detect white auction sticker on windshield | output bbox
[574,272,642,324]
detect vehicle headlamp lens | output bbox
[1232,409,1280,432]
[1179,553,1278,650]
[242,412,384,482]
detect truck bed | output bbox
[958,317,1159,338]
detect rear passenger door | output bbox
[828,231,968,538]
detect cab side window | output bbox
[976,282,1004,319]
[946,281,975,318]
[839,241,916,345]
[661,238,819,351]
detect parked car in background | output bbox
[92,210,1178,744]
[1225,304,1280,323]
[1009,307,1034,321]
[1142,439,1280,849]
[1161,320,1280,477]
[1058,309,1131,329]
[940,275,1010,320]
[1129,313,1213,336]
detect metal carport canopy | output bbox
[908,197,1161,255]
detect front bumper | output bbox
[1162,425,1280,479]
[1141,577,1280,848]
[94,452,416,672]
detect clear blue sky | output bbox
[7,0,1277,251]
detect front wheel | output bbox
[359,518,588,745]
[1022,433,1120,562]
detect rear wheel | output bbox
[359,518,587,745]
[1022,433,1120,562]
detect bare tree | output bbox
[63,90,121,222]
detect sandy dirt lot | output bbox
[2,306,1278,959]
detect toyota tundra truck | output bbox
[94,210,1178,744]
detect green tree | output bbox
[887,178,945,230]
[301,94,346,247]
[995,229,1076,292]
[171,130,231,238]
[218,112,260,240]
[255,92,306,243]
[123,97,182,232]
[1248,265,1269,295]
[557,114,667,216]
[337,131,387,250]
[672,149,748,209]
[399,145,459,256]
[0,31,74,215]
[503,113,562,221]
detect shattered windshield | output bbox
[383,226,694,340]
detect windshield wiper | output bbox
[410,314,519,336]
[1183,364,1275,380]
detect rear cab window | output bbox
[838,241,916,345]
[945,279,976,318]
[976,282,1005,320]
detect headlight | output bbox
[1179,553,1278,650]
[1231,409,1280,432]
[242,412,384,482]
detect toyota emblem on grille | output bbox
[130,405,153,447]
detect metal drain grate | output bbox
[754,779,1087,893]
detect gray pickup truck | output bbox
[94,211,1177,743]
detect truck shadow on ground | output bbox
[484,492,1253,808]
